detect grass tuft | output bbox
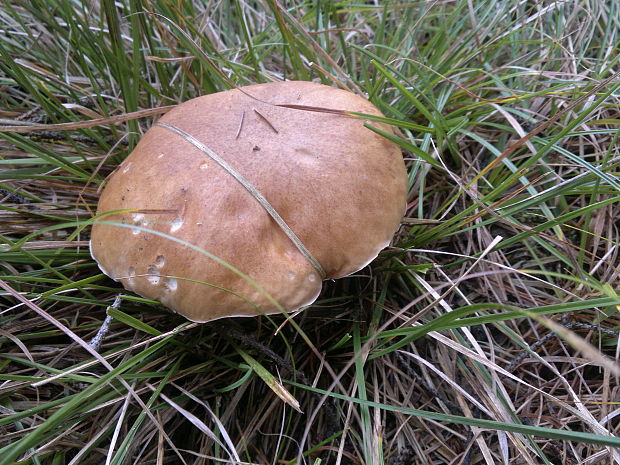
[1,1,619,464]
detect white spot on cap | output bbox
[200,162,209,170]
[155,255,165,268]
[131,227,140,235]
[127,266,136,288]
[122,162,132,173]
[163,277,178,292]
[288,272,296,280]
[131,213,145,223]
[170,217,183,232]
[147,266,160,285]
[158,153,165,158]
[308,273,317,282]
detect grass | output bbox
[1,0,619,464]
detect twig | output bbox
[253,108,279,134]
[89,295,121,351]
[235,110,246,139]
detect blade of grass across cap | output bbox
[153,121,326,279]
[8,211,283,313]
[92,219,285,313]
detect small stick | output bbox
[89,295,121,351]
[235,110,246,139]
[253,108,279,134]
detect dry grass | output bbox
[1,1,619,464]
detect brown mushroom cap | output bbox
[90,81,408,322]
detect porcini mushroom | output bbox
[90,81,408,322]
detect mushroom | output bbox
[90,81,408,322]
